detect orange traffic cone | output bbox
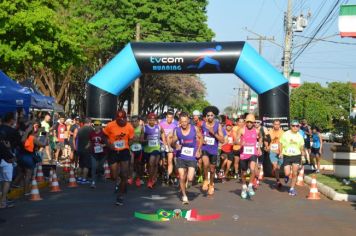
[67,168,78,188]
[29,177,42,201]
[307,174,320,200]
[104,161,111,179]
[63,158,70,173]
[50,171,62,192]
[296,166,305,186]
[258,165,264,180]
[36,163,45,183]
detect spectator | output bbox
[53,116,67,165]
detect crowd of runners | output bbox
[0,106,324,208]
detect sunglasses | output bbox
[291,125,299,127]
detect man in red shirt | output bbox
[53,116,67,165]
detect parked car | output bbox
[320,132,334,142]
[333,132,343,143]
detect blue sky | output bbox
[202,0,356,110]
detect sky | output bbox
[202,0,356,111]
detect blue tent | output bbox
[0,71,31,116]
[20,79,56,110]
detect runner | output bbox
[69,116,80,168]
[311,126,323,173]
[232,117,245,180]
[159,110,178,185]
[265,119,284,188]
[279,120,305,196]
[201,106,224,195]
[53,116,67,165]
[142,113,166,189]
[40,113,52,162]
[300,118,312,165]
[76,118,93,185]
[89,120,107,188]
[171,112,202,204]
[219,119,237,182]
[129,115,144,187]
[103,110,134,206]
[236,114,262,199]
[191,110,203,183]
[253,119,268,187]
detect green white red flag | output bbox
[339,5,356,38]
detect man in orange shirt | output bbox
[103,110,134,206]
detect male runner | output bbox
[232,117,245,180]
[300,118,312,165]
[103,110,134,205]
[237,114,262,199]
[129,116,144,186]
[279,120,305,196]
[265,120,284,188]
[201,106,224,195]
[171,112,202,204]
[311,126,323,173]
[219,119,237,182]
[142,113,166,189]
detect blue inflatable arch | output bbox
[87,41,290,127]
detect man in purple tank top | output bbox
[236,114,262,199]
[201,106,224,196]
[171,112,202,204]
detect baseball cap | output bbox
[192,110,200,116]
[225,119,233,126]
[65,118,72,124]
[93,120,102,126]
[291,120,300,126]
[116,110,127,120]
[147,112,157,119]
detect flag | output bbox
[289,72,301,88]
[339,5,356,38]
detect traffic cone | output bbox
[49,169,54,183]
[29,177,42,201]
[36,163,45,183]
[104,161,111,179]
[50,171,62,192]
[63,158,70,173]
[67,168,78,188]
[258,166,264,180]
[307,174,320,200]
[296,166,305,186]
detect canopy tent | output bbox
[0,71,31,116]
[20,79,55,110]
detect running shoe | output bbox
[288,188,297,196]
[182,195,189,205]
[135,178,141,187]
[276,181,282,189]
[284,175,289,184]
[80,179,90,184]
[241,190,248,199]
[147,180,154,189]
[315,169,320,173]
[248,185,255,196]
[197,175,203,183]
[115,196,124,206]
[114,185,119,193]
[90,181,96,189]
[127,177,133,185]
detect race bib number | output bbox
[204,136,215,145]
[59,134,65,139]
[114,140,125,149]
[228,137,233,144]
[271,143,279,151]
[243,146,255,155]
[94,145,103,154]
[181,147,194,157]
[286,147,298,155]
[148,140,159,147]
[131,143,142,152]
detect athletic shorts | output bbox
[77,150,91,168]
[311,147,320,156]
[304,140,311,149]
[0,159,14,182]
[18,152,36,170]
[176,158,197,169]
[257,152,265,165]
[107,149,131,165]
[143,150,161,163]
[221,151,234,162]
[56,142,65,150]
[132,150,143,161]
[283,155,301,166]
[233,149,241,157]
[202,150,218,165]
[239,155,258,171]
[269,152,283,166]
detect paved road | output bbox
[1,176,355,236]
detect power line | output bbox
[294,35,356,45]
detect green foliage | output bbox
[290,82,355,131]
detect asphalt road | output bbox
[0,175,355,236]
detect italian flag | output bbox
[339,5,356,37]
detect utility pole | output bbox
[132,23,140,115]
[283,0,293,78]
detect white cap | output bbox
[65,118,72,124]
[192,110,200,116]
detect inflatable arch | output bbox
[87,41,289,127]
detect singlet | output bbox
[56,123,67,143]
[160,119,178,137]
[280,130,304,157]
[221,128,234,153]
[201,121,219,155]
[240,127,258,160]
[312,133,321,148]
[176,125,197,161]
[269,129,284,154]
[89,130,106,155]
[144,124,161,153]
[131,126,142,152]
[300,125,310,141]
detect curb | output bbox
[304,176,356,202]
[8,182,49,200]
